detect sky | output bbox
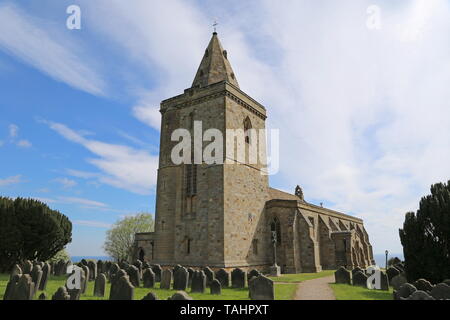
[0,0,449,257]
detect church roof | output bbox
[191,32,240,89]
[268,187,299,201]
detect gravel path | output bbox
[294,275,336,300]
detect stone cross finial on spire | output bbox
[213,19,218,33]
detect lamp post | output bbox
[385,250,389,270]
[269,231,281,277]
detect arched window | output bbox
[270,217,282,244]
[244,117,252,144]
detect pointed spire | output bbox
[192,33,240,89]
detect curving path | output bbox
[294,275,336,300]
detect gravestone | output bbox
[391,274,407,291]
[81,259,88,266]
[80,266,89,294]
[152,265,162,282]
[10,264,22,281]
[52,286,71,300]
[187,268,195,287]
[203,267,215,287]
[94,273,107,297]
[30,265,43,296]
[40,263,51,290]
[430,283,450,300]
[38,292,47,300]
[386,267,400,282]
[402,290,435,300]
[97,260,104,274]
[413,279,434,292]
[394,283,417,300]
[109,275,134,300]
[248,269,260,285]
[231,268,247,288]
[351,267,364,276]
[216,269,230,288]
[173,264,183,274]
[160,269,172,290]
[379,271,389,290]
[173,267,189,290]
[210,279,222,295]
[334,267,351,284]
[169,291,193,300]
[14,274,35,300]
[142,292,158,300]
[443,279,450,287]
[191,270,207,293]
[22,260,33,274]
[3,275,20,300]
[67,288,81,300]
[143,261,150,269]
[143,268,155,288]
[249,275,274,300]
[88,260,97,281]
[352,271,368,287]
[133,260,143,276]
[127,265,141,288]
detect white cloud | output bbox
[8,124,18,138]
[0,175,22,187]
[44,120,158,195]
[0,3,105,96]
[60,197,108,208]
[17,139,32,148]
[54,177,77,189]
[74,220,112,229]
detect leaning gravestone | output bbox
[391,274,407,291]
[210,279,222,295]
[94,273,107,297]
[40,263,51,290]
[52,287,71,300]
[30,265,43,296]
[430,283,450,300]
[109,275,134,300]
[249,275,274,300]
[216,269,230,288]
[191,270,207,293]
[173,267,189,290]
[394,283,417,300]
[413,279,434,292]
[231,268,247,288]
[203,267,215,287]
[386,267,400,282]
[142,292,158,300]
[10,264,22,281]
[352,271,368,287]
[88,261,97,281]
[3,274,20,300]
[152,265,162,282]
[127,265,141,288]
[143,268,155,288]
[334,267,351,284]
[168,291,193,300]
[160,269,172,290]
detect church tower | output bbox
[152,32,272,268]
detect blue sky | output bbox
[1,0,449,257]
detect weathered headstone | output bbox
[109,275,134,300]
[386,267,400,282]
[430,283,450,300]
[191,270,207,293]
[22,260,33,274]
[152,264,162,282]
[52,286,71,300]
[391,274,407,291]
[379,271,389,290]
[231,268,247,288]
[216,269,230,288]
[30,265,43,296]
[39,263,51,290]
[352,271,368,287]
[210,279,222,295]
[351,266,364,276]
[97,260,104,274]
[127,265,141,288]
[81,259,88,266]
[133,260,143,276]
[334,267,351,284]
[143,268,155,288]
[203,267,215,287]
[394,283,417,300]
[443,279,450,287]
[168,291,193,300]
[88,260,97,281]
[249,275,274,300]
[173,267,189,290]
[187,268,195,287]
[3,275,20,300]
[94,273,107,297]
[160,269,172,290]
[67,288,81,300]
[142,292,158,300]
[10,264,22,281]
[401,290,435,300]
[81,266,89,293]
[248,269,260,285]
[413,278,434,292]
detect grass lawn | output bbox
[268,270,335,283]
[330,283,393,300]
[0,273,299,300]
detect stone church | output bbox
[133,32,374,273]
